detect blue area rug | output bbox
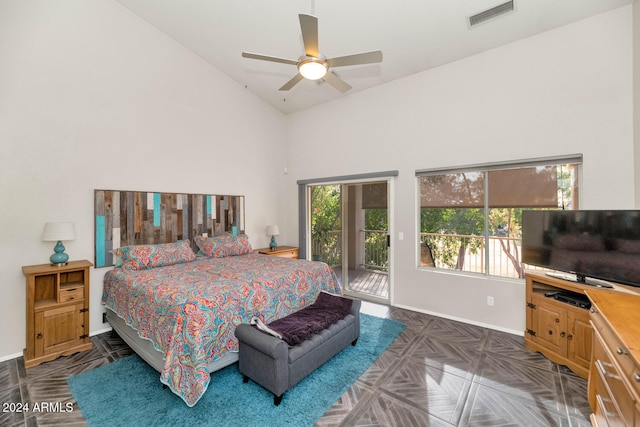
[68,314,405,427]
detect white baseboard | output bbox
[393,303,523,336]
[0,352,23,363]
[91,327,113,336]
[1,327,115,363]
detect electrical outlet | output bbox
[487,296,494,306]
[202,233,208,237]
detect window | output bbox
[417,156,581,279]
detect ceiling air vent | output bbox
[468,0,515,27]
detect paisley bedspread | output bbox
[101,252,340,406]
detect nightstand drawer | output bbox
[275,248,298,258]
[59,287,83,303]
[257,246,299,259]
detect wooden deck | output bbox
[332,267,389,299]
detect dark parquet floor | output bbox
[1,301,591,426]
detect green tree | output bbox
[310,185,341,261]
[489,208,524,277]
[421,208,484,269]
[365,209,387,230]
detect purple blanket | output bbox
[267,292,353,346]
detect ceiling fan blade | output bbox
[242,52,298,66]
[323,71,352,93]
[299,14,319,57]
[279,73,304,91]
[326,50,383,68]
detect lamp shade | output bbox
[266,225,280,236]
[42,222,76,242]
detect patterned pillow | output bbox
[119,240,196,270]
[194,234,252,258]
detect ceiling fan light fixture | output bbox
[298,59,327,80]
[243,14,381,93]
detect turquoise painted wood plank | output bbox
[154,193,161,227]
[96,215,106,267]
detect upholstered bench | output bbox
[235,294,361,405]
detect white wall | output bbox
[0,0,287,360]
[286,7,633,333]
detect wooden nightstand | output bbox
[257,246,299,259]
[22,260,93,368]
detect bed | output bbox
[101,237,340,406]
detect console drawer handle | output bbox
[596,395,617,419]
[635,373,640,382]
[616,347,628,356]
[596,360,621,380]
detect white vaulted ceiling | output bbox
[114,0,632,114]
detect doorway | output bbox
[308,180,390,303]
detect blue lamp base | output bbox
[50,241,69,265]
[269,235,278,250]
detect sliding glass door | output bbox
[341,182,389,302]
[308,180,390,303]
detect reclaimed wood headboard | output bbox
[94,189,244,267]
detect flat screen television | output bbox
[522,210,640,288]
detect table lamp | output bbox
[266,225,280,250]
[42,222,76,265]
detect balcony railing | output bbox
[310,229,389,271]
[420,232,525,278]
[363,229,388,271]
[311,229,529,279]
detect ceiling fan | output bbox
[242,14,382,93]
